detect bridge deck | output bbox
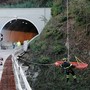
[0,55,16,90]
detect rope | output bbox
[17,57,54,66]
[30,62,54,66]
[66,0,70,62]
[75,56,84,64]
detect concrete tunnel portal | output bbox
[1,19,39,43]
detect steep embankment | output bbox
[20,14,90,90]
[16,0,90,90]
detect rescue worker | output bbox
[61,58,77,83]
[17,41,21,47]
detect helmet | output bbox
[62,58,67,61]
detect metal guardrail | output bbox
[12,48,32,90]
[12,55,23,90]
[9,35,39,90]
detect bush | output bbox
[52,44,66,55]
[61,16,67,22]
[38,55,51,64]
[51,0,65,17]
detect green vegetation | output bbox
[69,0,90,25]
[8,0,90,90]
[51,0,65,16]
[0,0,53,8]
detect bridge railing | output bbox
[12,47,32,90]
[23,34,39,52]
[11,34,39,90]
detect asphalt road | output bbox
[0,49,14,80]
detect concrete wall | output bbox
[0,8,51,34]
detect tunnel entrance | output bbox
[1,19,38,43]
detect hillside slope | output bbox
[20,16,90,90]
[0,0,52,8]
[22,15,90,90]
[17,0,90,90]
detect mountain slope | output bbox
[17,0,90,90]
[21,15,90,90]
[0,0,53,8]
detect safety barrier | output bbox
[27,34,39,47]
[10,35,39,90]
[12,49,32,90]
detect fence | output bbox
[12,47,32,90]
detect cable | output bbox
[66,0,70,62]
[17,57,54,66]
[30,62,54,66]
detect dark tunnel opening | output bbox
[1,19,39,43]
